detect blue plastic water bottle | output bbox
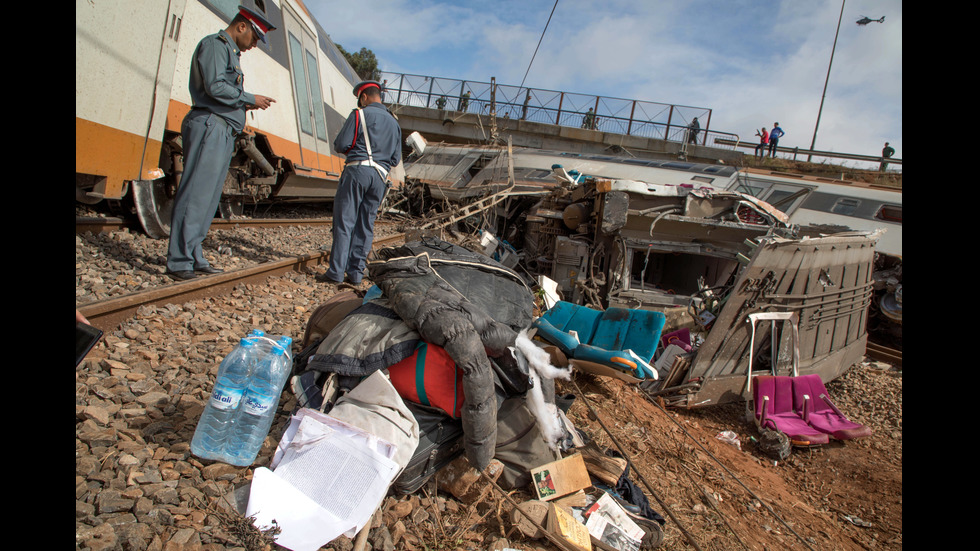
[229,340,292,465]
[190,337,259,462]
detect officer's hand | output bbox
[250,95,276,110]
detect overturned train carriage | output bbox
[403,143,882,407]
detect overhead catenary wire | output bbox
[518,0,559,93]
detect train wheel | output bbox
[132,179,174,239]
[219,198,244,219]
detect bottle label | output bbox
[242,391,276,416]
[210,386,244,410]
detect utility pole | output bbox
[808,0,845,162]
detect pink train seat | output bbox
[792,374,872,441]
[752,375,829,446]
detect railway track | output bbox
[77,233,405,332]
[75,216,334,234]
[865,340,903,367]
[77,217,902,366]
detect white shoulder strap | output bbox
[356,108,389,180]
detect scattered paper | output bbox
[247,408,401,551]
[247,468,351,551]
[584,492,644,551]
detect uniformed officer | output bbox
[166,6,277,280]
[319,80,402,285]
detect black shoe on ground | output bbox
[195,265,224,274]
[316,272,342,284]
[167,270,198,281]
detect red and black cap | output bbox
[353,80,382,97]
[238,6,276,44]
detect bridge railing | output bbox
[379,72,740,150]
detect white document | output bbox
[247,409,401,551]
[271,408,396,469]
[247,467,352,551]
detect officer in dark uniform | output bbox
[319,81,402,285]
[166,6,277,280]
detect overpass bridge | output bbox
[379,72,742,164]
[378,72,902,170]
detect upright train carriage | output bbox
[76,0,392,237]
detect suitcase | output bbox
[391,401,465,495]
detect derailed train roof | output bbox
[404,143,742,200]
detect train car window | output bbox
[875,204,902,224]
[204,0,239,19]
[735,182,768,198]
[765,189,796,205]
[288,33,313,136]
[829,197,860,216]
[526,169,553,180]
[306,50,327,140]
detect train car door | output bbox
[282,5,331,170]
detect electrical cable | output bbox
[518,0,559,92]
[639,388,818,551]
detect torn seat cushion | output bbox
[533,301,665,379]
[753,376,829,446]
[792,374,872,440]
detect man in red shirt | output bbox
[755,127,769,159]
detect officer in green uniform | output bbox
[166,6,277,280]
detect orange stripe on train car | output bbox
[168,99,345,181]
[75,117,162,199]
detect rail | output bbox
[379,72,741,150]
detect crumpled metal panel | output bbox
[672,230,881,407]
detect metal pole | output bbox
[593,96,600,130]
[703,109,712,146]
[808,0,845,162]
[666,105,674,140]
[556,92,564,125]
[397,73,404,105]
[426,76,434,108]
[627,100,636,135]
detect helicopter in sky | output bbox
[856,15,885,25]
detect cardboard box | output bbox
[530,453,591,501]
[548,502,592,551]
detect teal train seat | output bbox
[532,301,666,380]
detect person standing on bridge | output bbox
[687,117,700,145]
[880,142,895,171]
[166,5,277,281]
[768,122,784,158]
[582,108,597,130]
[754,127,769,159]
[318,80,402,286]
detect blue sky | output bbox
[311,0,901,170]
